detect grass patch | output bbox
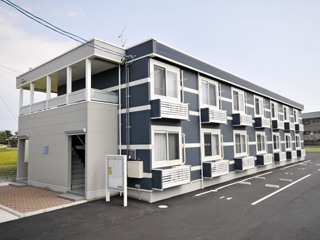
[0,148,17,166]
[305,148,320,152]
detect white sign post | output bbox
[106,155,127,207]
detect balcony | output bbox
[297,149,306,158]
[257,154,273,166]
[272,120,284,130]
[232,113,252,127]
[254,116,271,128]
[295,124,304,132]
[234,156,255,171]
[284,122,295,131]
[201,108,227,124]
[150,99,189,121]
[20,89,118,116]
[203,160,229,178]
[152,165,191,190]
[274,152,286,162]
[286,151,297,160]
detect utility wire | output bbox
[0,95,18,123]
[1,0,134,64]
[0,64,22,74]
[0,67,17,77]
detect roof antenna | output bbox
[118,27,127,47]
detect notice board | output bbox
[106,155,125,191]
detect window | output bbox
[313,120,316,123]
[234,130,248,157]
[152,126,181,168]
[151,59,180,102]
[293,109,298,123]
[285,134,291,150]
[201,78,219,109]
[271,101,278,119]
[232,88,246,114]
[314,131,317,133]
[24,139,29,162]
[317,120,319,123]
[318,131,320,133]
[273,133,280,152]
[283,106,288,121]
[254,96,264,117]
[202,129,221,160]
[256,132,266,154]
[296,135,300,149]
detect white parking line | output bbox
[251,174,311,206]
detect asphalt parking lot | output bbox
[1,152,320,240]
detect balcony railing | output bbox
[257,154,273,166]
[295,124,304,132]
[150,99,189,121]
[201,108,227,124]
[274,152,286,162]
[255,116,271,128]
[232,113,252,127]
[234,156,255,171]
[272,119,284,130]
[203,160,229,178]
[20,88,118,116]
[284,122,295,131]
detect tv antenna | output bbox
[118,27,127,47]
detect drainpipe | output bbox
[181,70,186,166]
[118,64,122,155]
[198,74,204,189]
[125,62,130,154]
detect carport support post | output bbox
[19,87,23,112]
[46,75,51,109]
[66,67,72,105]
[29,82,34,113]
[85,59,91,101]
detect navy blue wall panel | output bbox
[281,143,286,152]
[155,42,303,109]
[224,146,234,160]
[229,164,235,172]
[221,120,234,142]
[201,124,221,130]
[191,170,201,181]
[267,144,273,154]
[249,145,256,156]
[247,106,254,116]
[184,92,198,112]
[129,58,149,82]
[182,68,198,90]
[266,128,272,141]
[136,150,152,172]
[151,119,182,127]
[126,39,155,59]
[247,127,256,141]
[222,101,232,117]
[221,83,232,99]
[185,147,201,166]
[128,177,152,190]
[129,111,151,145]
[183,116,200,143]
[129,83,149,107]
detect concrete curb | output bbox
[0,200,87,220]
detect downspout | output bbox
[126,63,130,153]
[118,64,122,155]
[181,70,186,166]
[198,74,204,189]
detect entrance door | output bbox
[70,135,85,193]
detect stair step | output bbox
[72,164,84,170]
[72,178,85,185]
[67,188,85,196]
[75,146,85,150]
[72,173,85,180]
[57,193,85,201]
[72,160,82,164]
[9,182,28,187]
[72,169,85,174]
[72,183,85,189]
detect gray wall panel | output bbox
[249,145,256,156]
[183,68,198,90]
[222,102,232,117]
[224,146,234,160]
[268,144,273,154]
[128,111,151,145]
[221,120,234,142]
[191,169,201,181]
[221,83,232,99]
[126,40,154,59]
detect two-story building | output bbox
[15,38,305,202]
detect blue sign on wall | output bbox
[43,146,48,154]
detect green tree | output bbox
[0,131,7,144]
[5,130,12,138]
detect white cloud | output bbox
[65,5,85,18]
[0,6,77,132]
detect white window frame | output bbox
[295,134,301,149]
[285,133,291,150]
[254,95,264,117]
[232,87,246,114]
[256,131,267,155]
[234,130,248,158]
[150,59,180,103]
[270,101,279,120]
[283,106,289,122]
[200,77,219,110]
[272,132,281,153]
[152,125,182,168]
[293,109,299,123]
[201,129,222,161]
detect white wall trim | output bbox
[223,142,234,147]
[105,77,150,92]
[120,105,151,114]
[191,165,201,171]
[189,111,199,116]
[221,97,232,103]
[183,87,199,95]
[143,173,152,178]
[185,143,201,148]
[121,144,152,150]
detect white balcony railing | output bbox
[19,88,118,116]
[69,89,86,104]
[292,151,297,159]
[301,149,306,157]
[264,154,273,165]
[150,100,189,121]
[255,116,271,128]
[31,100,46,113]
[273,120,284,130]
[233,113,252,127]
[208,109,227,124]
[279,152,287,161]
[242,156,255,170]
[211,161,229,177]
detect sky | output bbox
[0,0,320,133]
